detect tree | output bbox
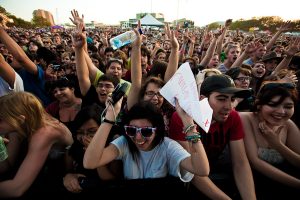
[207,22,220,30]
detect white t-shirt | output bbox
[0,72,24,97]
[111,136,194,182]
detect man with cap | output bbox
[169,74,256,199]
[261,51,282,76]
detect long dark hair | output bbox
[123,101,165,163]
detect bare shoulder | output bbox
[31,122,73,147]
[238,111,253,121]
[286,119,300,133]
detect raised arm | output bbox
[272,37,300,75]
[231,41,260,68]
[127,27,142,110]
[83,99,122,169]
[175,99,209,176]
[73,25,91,96]
[0,26,37,75]
[70,9,99,82]
[164,24,179,82]
[0,54,16,88]
[266,21,292,51]
[215,19,232,56]
[199,34,217,67]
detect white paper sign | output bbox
[160,63,213,133]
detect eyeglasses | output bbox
[145,91,163,98]
[76,128,98,138]
[124,125,156,138]
[97,83,115,89]
[235,76,252,82]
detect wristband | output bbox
[103,118,115,125]
[183,124,195,134]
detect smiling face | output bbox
[127,119,156,151]
[53,87,75,103]
[143,82,164,109]
[52,87,75,103]
[260,96,294,126]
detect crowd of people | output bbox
[0,9,300,199]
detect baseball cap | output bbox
[200,74,251,98]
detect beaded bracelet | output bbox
[185,133,201,143]
[183,124,196,134]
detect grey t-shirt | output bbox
[111,136,193,182]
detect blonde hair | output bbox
[0,92,55,137]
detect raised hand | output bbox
[175,98,193,126]
[72,26,86,49]
[165,23,179,49]
[279,21,292,33]
[131,21,143,49]
[69,9,85,31]
[259,121,284,149]
[225,19,233,28]
[281,70,298,85]
[285,37,300,57]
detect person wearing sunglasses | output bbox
[239,81,300,199]
[83,99,209,195]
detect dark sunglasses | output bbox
[260,82,295,92]
[124,125,156,138]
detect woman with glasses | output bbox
[83,99,209,195]
[63,104,121,195]
[239,81,300,198]
[127,26,179,133]
[226,66,254,111]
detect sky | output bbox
[1,0,300,26]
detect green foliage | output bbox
[207,22,220,30]
[230,16,300,33]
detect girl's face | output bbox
[143,83,164,109]
[260,96,294,126]
[126,119,156,151]
[0,118,15,134]
[52,87,75,103]
[76,119,99,148]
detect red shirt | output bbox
[169,110,244,162]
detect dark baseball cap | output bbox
[200,74,251,98]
